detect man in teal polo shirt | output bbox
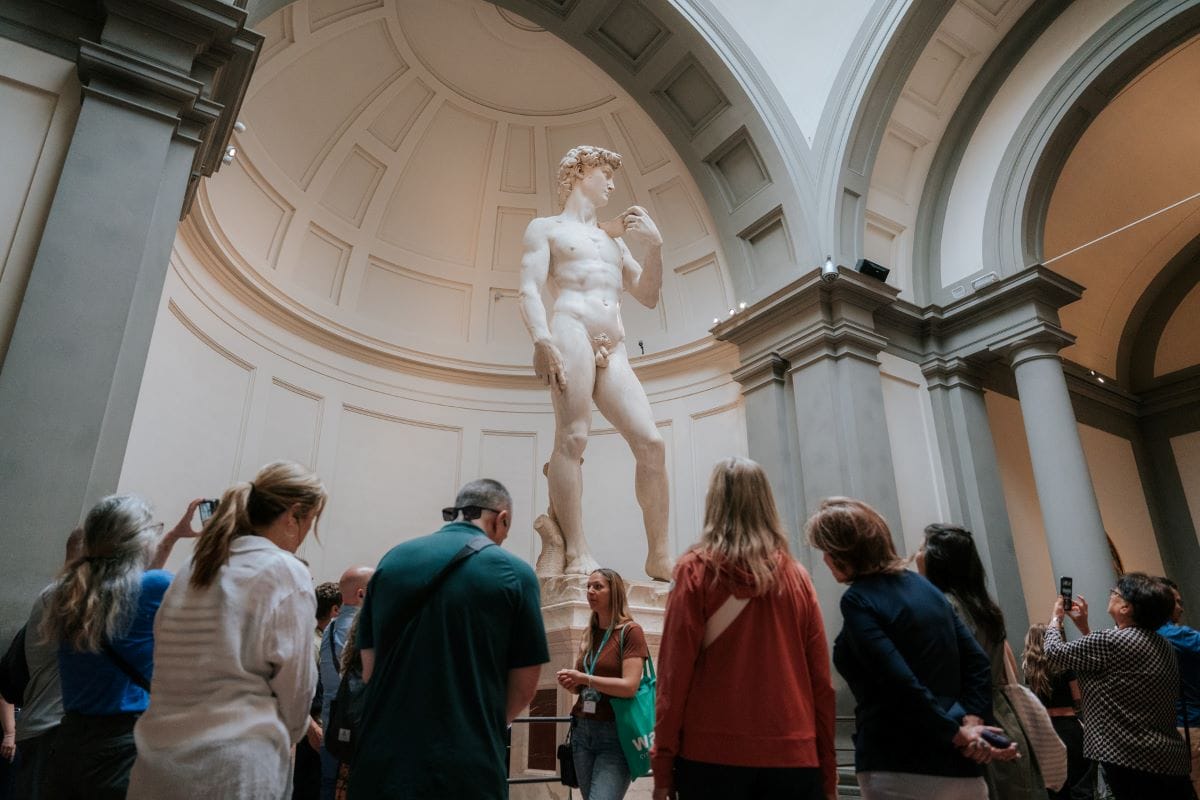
[349,479,549,799]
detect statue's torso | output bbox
[542,217,626,347]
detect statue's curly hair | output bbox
[556,145,622,203]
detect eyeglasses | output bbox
[442,506,501,522]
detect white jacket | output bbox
[129,535,317,800]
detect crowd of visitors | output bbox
[0,456,1196,800]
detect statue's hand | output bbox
[620,205,662,247]
[533,339,567,392]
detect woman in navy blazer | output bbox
[806,497,1017,800]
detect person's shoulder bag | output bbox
[609,623,656,779]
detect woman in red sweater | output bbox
[652,457,837,800]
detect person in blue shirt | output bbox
[1158,578,1200,798]
[39,494,200,800]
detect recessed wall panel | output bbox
[480,431,538,563]
[326,406,461,572]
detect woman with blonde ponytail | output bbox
[652,457,837,800]
[128,460,326,800]
[42,493,202,800]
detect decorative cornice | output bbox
[730,352,787,394]
[1138,367,1200,419]
[73,0,263,219]
[1061,359,1139,417]
[714,266,897,384]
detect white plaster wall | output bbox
[700,0,873,146]
[878,352,951,554]
[939,0,1129,286]
[118,236,747,584]
[0,40,79,364]
[985,391,1163,624]
[1171,431,1200,547]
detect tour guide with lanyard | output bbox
[353,531,496,740]
[580,625,617,715]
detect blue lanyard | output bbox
[584,626,614,676]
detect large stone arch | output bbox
[983,0,1200,276]
[817,0,956,268]
[1116,232,1200,392]
[244,0,823,303]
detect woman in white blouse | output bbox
[128,461,327,800]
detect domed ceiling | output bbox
[198,0,734,375]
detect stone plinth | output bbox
[508,576,669,800]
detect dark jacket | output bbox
[834,570,992,777]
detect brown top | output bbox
[571,621,649,721]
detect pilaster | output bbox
[0,0,261,639]
[922,355,1029,647]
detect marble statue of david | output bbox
[519,146,672,582]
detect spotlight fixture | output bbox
[738,301,747,310]
[820,255,838,283]
[854,258,890,283]
[222,146,237,165]
[233,120,247,133]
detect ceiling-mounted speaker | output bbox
[855,258,890,283]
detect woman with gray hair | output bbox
[41,493,201,800]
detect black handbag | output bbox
[325,670,366,761]
[558,720,579,787]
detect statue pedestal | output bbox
[508,575,669,800]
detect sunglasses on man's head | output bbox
[442,505,499,522]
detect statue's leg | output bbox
[548,320,600,575]
[593,345,672,581]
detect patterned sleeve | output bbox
[1044,623,1109,675]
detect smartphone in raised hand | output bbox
[1059,576,1073,612]
[198,499,219,522]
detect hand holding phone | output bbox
[198,499,219,522]
[980,729,1013,749]
[1059,576,1073,613]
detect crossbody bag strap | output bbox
[703,594,749,649]
[379,536,496,656]
[101,642,151,692]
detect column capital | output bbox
[730,352,788,393]
[77,0,263,218]
[993,327,1075,369]
[921,356,987,392]
[714,266,898,378]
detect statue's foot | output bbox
[645,550,674,582]
[564,553,602,576]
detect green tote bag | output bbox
[610,627,656,779]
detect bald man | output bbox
[317,566,373,799]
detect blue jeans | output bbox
[572,717,631,800]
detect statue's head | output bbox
[556,145,622,204]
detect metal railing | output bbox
[505,714,860,786]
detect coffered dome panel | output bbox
[200,0,733,374]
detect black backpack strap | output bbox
[101,642,151,692]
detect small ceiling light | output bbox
[728,308,736,316]
[233,120,247,133]
[1097,377,1105,384]
[712,317,720,325]
[222,146,237,165]
[738,301,747,310]
[820,255,838,283]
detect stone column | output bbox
[1007,338,1117,621]
[716,266,900,739]
[0,2,260,636]
[731,353,805,558]
[924,357,1029,646]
